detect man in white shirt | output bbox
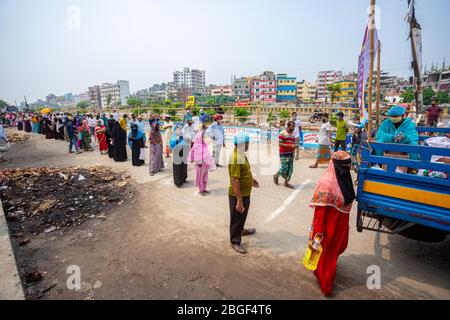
[87,114,98,137]
[309,121,334,168]
[292,112,302,160]
[182,120,195,146]
[205,115,225,167]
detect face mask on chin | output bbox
[390,116,403,124]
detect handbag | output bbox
[139,148,146,160]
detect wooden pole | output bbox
[375,40,381,128]
[367,0,376,136]
[407,0,423,116]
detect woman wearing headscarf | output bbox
[106,117,116,159]
[95,120,108,155]
[128,124,145,166]
[80,120,93,151]
[24,114,32,133]
[149,122,164,175]
[162,116,174,158]
[44,116,54,139]
[31,115,40,133]
[17,114,24,131]
[189,125,214,195]
[171,126,189,187]
[308,150,356,296]
[56,117,65,140]
[111,119,128,162]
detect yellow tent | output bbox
[40,108,52,114]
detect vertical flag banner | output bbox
[357,22,379,122]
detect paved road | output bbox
[1,130,449,299]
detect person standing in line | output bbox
[205,114,225,167]
[182,120,195,147]
[292,112,302,160]
[162,116,174,158]
[228,132,260,254]
[273,121,296,188]
[95,120,108,155]
[192,110,201,136]
[172,127,189,187]
[309,120,334,168]
[189,124,214,195]
[128,124,146,166]
[149,122,164,176]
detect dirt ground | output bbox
[1,129,449,300]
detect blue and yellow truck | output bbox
[356,127,450,242]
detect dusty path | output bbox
[1,130,449,300]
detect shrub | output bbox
[234,108,251,123]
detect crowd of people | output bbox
[0,103,448,297]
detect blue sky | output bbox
[1,0,449,104]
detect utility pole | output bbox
[375,40,381,128]
[407,0,423,116]
[367,0,376,136]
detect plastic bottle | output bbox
[302,235,323,271]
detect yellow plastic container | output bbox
[302,239,323,271]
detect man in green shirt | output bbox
[334,112,361,152]
[228,132,260,254]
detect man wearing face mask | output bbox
[333,112,361,152]
[375,105,419,158]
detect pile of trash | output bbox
[6,132,30,144]
[0,166,133,237]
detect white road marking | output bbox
[266,179,311,222]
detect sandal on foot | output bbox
[273,174,279,185]
[241,228,256,236]
[231,244,247,254]
[284,183,295,189]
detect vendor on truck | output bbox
[375,105,419,158]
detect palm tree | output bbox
[327,83,342,105]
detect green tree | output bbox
[423,87,435,106]
[400,88,415,103]
[267,111,277,126]
[106,94,112,108]
[278,110,290,119]
[127,97,142,108]
[0,99,9,109]
[436,91,450,104]
[76,100,90,110]
[234,108,251,123]
[326,83,342,104]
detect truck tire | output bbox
[356,210,363,232]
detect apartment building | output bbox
[315,70,343,100]
[211,85,233,96]
[173,67,206,95]
[232,77,251,101]
[88,85,102,107]
[250,71,277,103]
[297,81,316,102]
[276,74,297,102]
[100,80,130,107]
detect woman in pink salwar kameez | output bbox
[189,130,215,195]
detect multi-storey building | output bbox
[276,74,297,102]
[211,85,233,96]
[232,77,251,101]
[88,85,102,107]
[334,80,357,103]
[315,70,343,101]
[297,81,316,102]
[250,71,277,103]
[173,67,206,95]
[100,80,130,107]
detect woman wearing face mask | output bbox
[375,106,419,158]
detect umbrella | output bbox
[40,108,52,114]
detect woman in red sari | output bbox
[308,150,356,296]
[95,120,108,155]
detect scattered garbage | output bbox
[6,132,30,144]
[0,166,133,236]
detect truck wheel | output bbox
[356,210,363,232]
